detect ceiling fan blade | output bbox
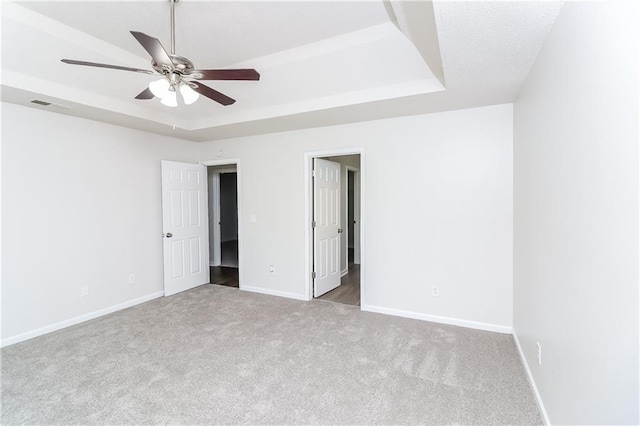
[190,82,236,106]
[135,87,155,100]
[192,69,260,81]
[130,31,174,70]
[61,59,154,74]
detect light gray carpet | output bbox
[1,285,542,425]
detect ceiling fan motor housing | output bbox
[153,54,194,76]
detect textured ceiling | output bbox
[17,1,390,68]
[434,1,564,95]
[0,1,564,141]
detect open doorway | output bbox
[305,151,363,307]
[207,164,239,288]
[347,167,361,266]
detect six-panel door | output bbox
[161,161,210,296]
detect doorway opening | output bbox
[206,163,240,288]
[305,150,363,307]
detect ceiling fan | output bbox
[61,0,259,107]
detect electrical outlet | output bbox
[536,342,542,365]
[432,286,439,297]
[128,274,136,284]
[80,285,89,297]
[269,265,276,274]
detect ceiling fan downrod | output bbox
[156,0,195,80]
[170,0,177,55]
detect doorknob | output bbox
[338,228,344,234]
[165,233,173,238]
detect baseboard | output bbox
[513,331,550,425]
[340,268,348,277]
[240,285,308,301]
[1,291,165,348]
[361,304,512,334]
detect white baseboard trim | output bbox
[361,304,512,334]
[1,291,165,348]
[241,285,308,301]
[340,268,348,277]
[513,331,550,425]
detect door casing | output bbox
[208,165,237,267]
[304,148,365,303]
[201,158,243,289]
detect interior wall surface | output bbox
[513,2,639,424]
[198,103,514,330]
[1,103,198,344]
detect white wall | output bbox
[198,103,513,331]
[1,103,198,345]
[513,2,639,424]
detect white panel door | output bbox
[161,161,210,296]
[313,158,341,297]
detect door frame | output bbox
[200,158,243,289]
[304,148,365,304]
[208,165,237,267]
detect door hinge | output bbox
[312,221,316,228]
[312,271,316,279]
[312,169,316,178]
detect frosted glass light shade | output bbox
[160,90,178,107]
[149,78,170,98]
[180,83,199,105]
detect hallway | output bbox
[317,262,360,306]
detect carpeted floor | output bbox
[1,285,542,425]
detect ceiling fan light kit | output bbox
[149,78,170,98]
[179,83,199,105]
[60,0,259,107]
[149,77,198,107]
[160,89,178,108]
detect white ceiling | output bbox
[1,1,564,141]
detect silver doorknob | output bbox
[338,228,344,234]
[165,233,173,238]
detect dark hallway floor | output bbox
[210,266,239,288]
[211,240,239,287]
